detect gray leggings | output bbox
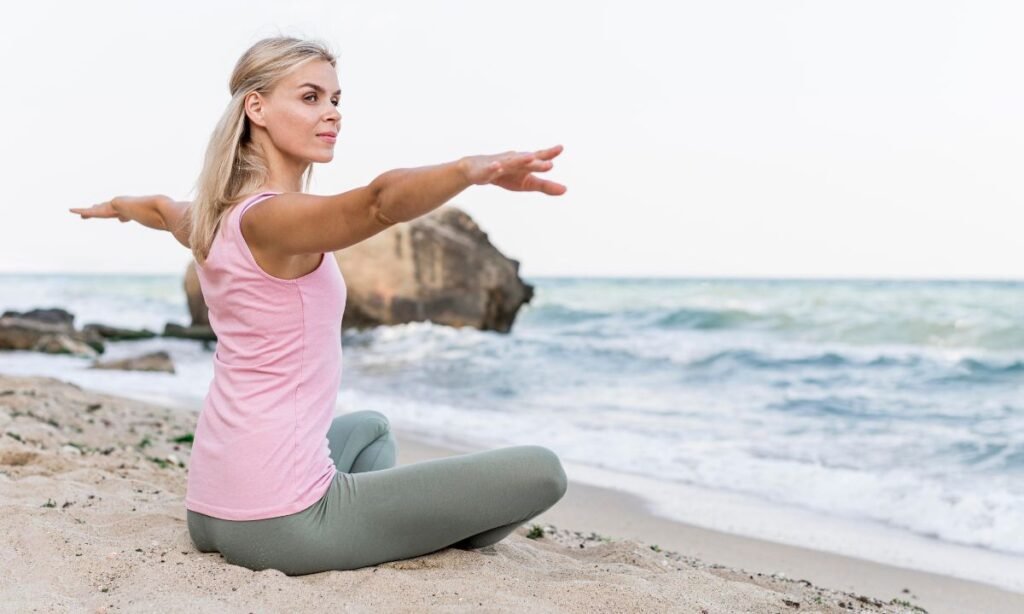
[186,410,568,575]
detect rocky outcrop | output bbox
[0,310,166,357]
[0,309,104,357]
[336,206,533,333]
[184,205,534,334]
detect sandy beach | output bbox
[2,372,1022,613]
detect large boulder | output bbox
[336,206,533,332]
[183,206,533,334]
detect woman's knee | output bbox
[521,445,568,505]
[352,410,390,435]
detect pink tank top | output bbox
[185,191,345,520]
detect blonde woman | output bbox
[70,36,568,575]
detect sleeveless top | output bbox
[185,191,345,520]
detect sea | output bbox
[1,273,1022,592]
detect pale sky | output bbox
[2,1,1021,280]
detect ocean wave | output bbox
[925,357,1024,385]
[765,395,897,420]
[652,307,771,330]
[523,292,1024,352]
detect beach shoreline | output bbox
[396,432,1024,614]
[2,372,1022,613]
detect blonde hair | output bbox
[188,36,337,266]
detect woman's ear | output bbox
[244,92,267,128]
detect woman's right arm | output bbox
[69,195,193,248]
[69,195,170,229]
[242,145,565,257]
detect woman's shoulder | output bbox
[227,190,282,214]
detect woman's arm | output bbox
[242,145,566,257]
[69,195,191,247]
[373,145,566,223]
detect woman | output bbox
[69,36,568,575]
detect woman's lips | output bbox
[317,134,337,144]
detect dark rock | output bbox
[82,323,158,341]
[162,323,216,342]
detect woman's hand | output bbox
[460,145,566,195]
[69,198,131,222]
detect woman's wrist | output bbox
[456,156,473,184]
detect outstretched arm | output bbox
[69,195,191,248]
[242,144,567,256]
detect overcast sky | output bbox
[2,1,1021,280]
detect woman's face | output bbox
[249,59,342,164]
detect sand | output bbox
[2,372,1021,613]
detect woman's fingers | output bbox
[521,174,567,195]
[534,144,563,161]
[532,176,565,195]
[477,146,565,194]
[68,202,116,219]
[500,154,552,173]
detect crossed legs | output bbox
[187,410,568,574]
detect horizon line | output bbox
[0,270,1021,284]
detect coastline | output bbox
[2,372,1022,613]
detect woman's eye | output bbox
[305,94,338,107]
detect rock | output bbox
[183,262,208,327]
[0,315,68,350]
[1,308,75,330]
[0,312,105,355]
[82,323,158,341]
[89,350,175,374]
[78,328,106,353]
[335,206,533,332]
[162,323,216,342]
[31,333,100,358]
